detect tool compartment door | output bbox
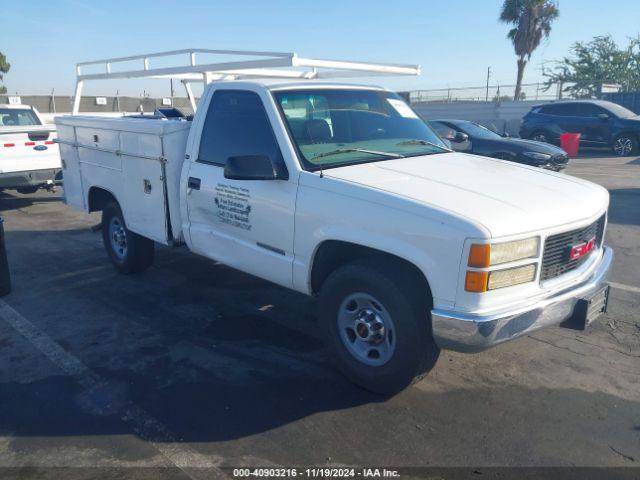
[120,131,169,244]
[56,124,85,209]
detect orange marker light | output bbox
[465,271,489,293]
[468,244,491,268]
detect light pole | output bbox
[486,66,492,102]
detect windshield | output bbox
[455,121,502,140]
[274,89,449,170]
[0,108,41,127]
[604,102,637,119]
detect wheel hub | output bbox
[109,218,128,260]
[338,293,396,366]
[354,310,385,344]
[614,137,632,156]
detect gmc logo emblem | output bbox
[569,236,596,261]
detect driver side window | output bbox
[198,90,284,168]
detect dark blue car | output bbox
[520,100,640,156]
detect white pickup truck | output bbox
[0,104,61,193]
[56,51,613,393]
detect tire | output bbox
[612,134,638,157]
[101,201,154,274]
[16,186,39,194]
[531,130,551,144]
[318,258,440,395]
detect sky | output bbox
[1,0,639,97]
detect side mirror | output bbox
[597,113,610,121]
[452,132,470,143]
[500,131,511,138]
[224,155,288,181]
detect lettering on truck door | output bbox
[185,89,297,288]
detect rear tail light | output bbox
[25,141,36,146]
[3,143,15,147]
[45,140,55,145]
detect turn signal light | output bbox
[468,244,491,268]
[465,271,489,293]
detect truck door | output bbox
[185,89,297,288]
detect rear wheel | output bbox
[531,130,551,144]
[101,202,154,274]
[319,259,440,395]
[612,134,638,157]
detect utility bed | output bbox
[56,116,191,244]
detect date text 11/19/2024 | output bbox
[231,468,400,478]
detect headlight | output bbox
[465,264,537,292]
[465,237,540,292]
[523,151,552,162]
[468,237,539,268]
[487,264,537,290]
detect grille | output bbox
[540,215,606,281]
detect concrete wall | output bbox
[3,93,551,135]
[412,100,551,136]
[0,95,195,115]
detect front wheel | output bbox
[16,186,39,194]
[101,202,154,274]
[319,259,440,395]
[612,134,638,157]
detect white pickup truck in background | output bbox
[56,50,613,393]
[0,104,61,193]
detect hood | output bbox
[499,137,565,153]
[478,136,566,154]
[323,152,608,238]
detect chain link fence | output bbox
[408,82,565,104]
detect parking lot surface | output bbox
[0,152,638,475]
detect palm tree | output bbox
[500,0,559,100]
[0,51,10,95]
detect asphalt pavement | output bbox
[0,151,638,478]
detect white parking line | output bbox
[609,282,640,294]
[0,299,227,479]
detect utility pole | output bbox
[485,66,491,102]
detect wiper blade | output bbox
[311,148,404,161]
[396,139,450,151]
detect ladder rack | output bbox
[71,48,420,113]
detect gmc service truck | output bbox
[56,50,613,393]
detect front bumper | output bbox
[431,246,614,352]
[0,169,62,190]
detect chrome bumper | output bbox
[431,246,614,353]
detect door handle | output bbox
[188,177,201,190]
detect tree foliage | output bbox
[0,51,9,94]
[499,0,559,100]
[543,36,640,98]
